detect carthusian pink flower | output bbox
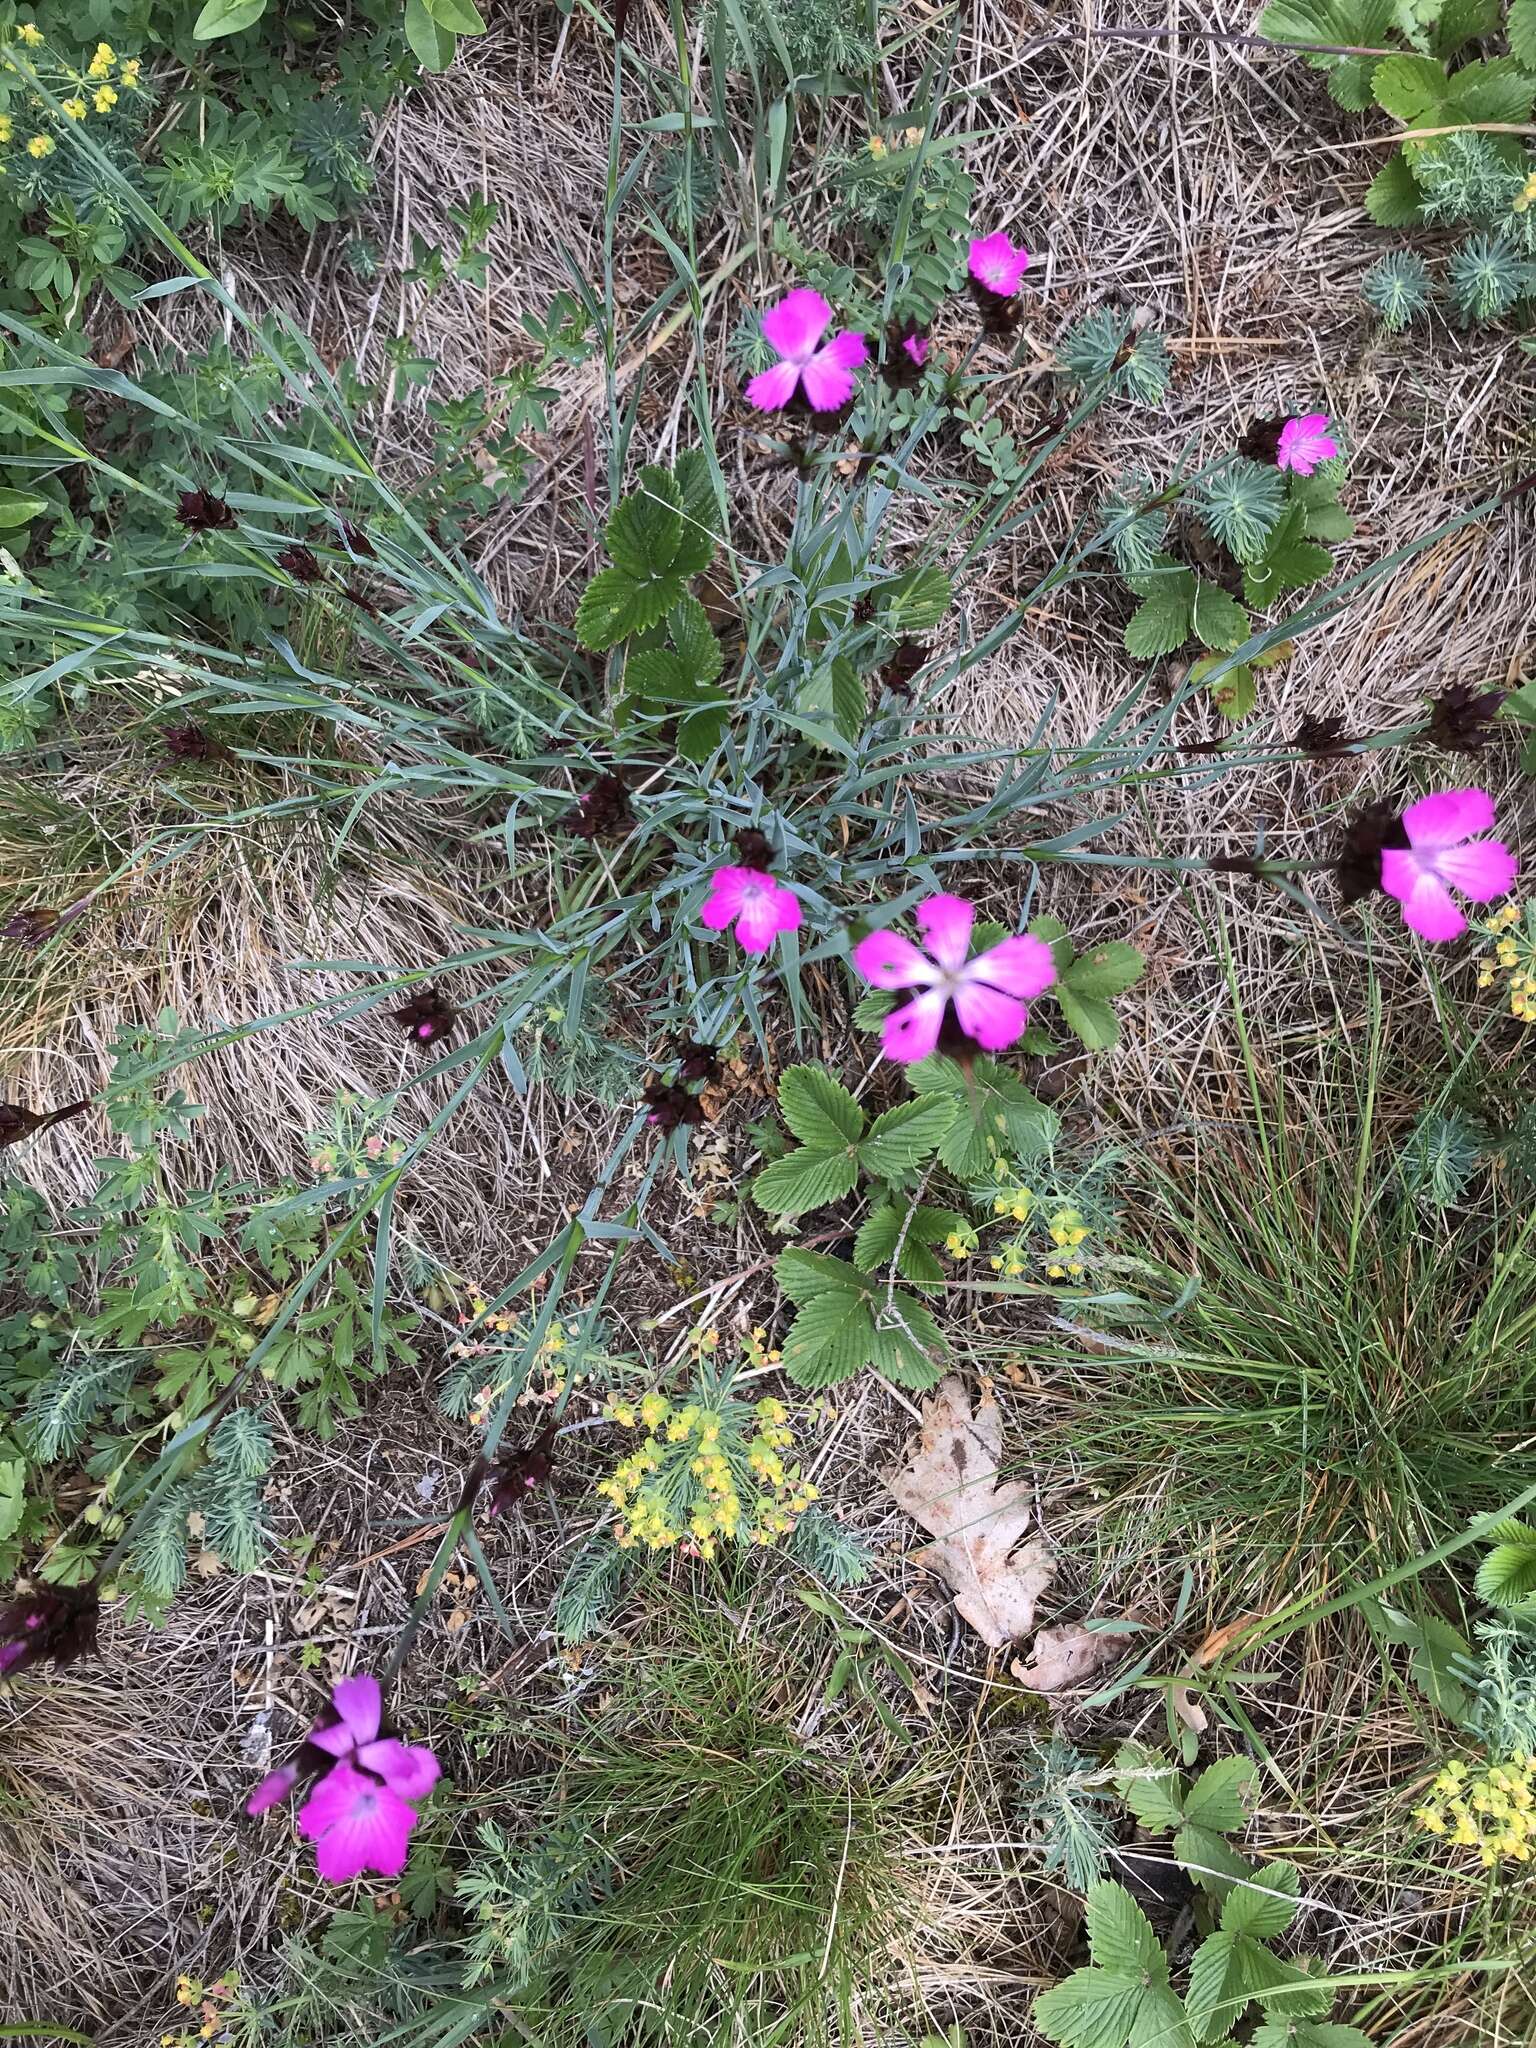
[1275,413,1339,476]
[852,893,1055,1063]
[246,1672,440,1884]
[1379,787,1517,941]
[701,866,802,953]
[968,232,1030,299]
[745,289,868,413]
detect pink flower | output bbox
[1379,787,1517,941]
[968,232,1030,299]
[701,866,802,954]
[902,332,929,367]
[1275,413,1338,476]
[245,1672,441,1884]
[851,893,1056,1063]
[745,290,868,413]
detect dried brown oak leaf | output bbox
[885,1375,1054,1648]
[1011,1622,1116,1692]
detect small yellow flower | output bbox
[17,23,44,47]
[867,134,887,158]
[0,115,11,142]
[121,58,142,88]
[62,96,87,120]
[26,132,53,156]
[1047,1262,1066,1279]
[93,41,116,66]
[1516,168,1536,213]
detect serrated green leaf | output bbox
[1241,505,1335,607]
[677,703,728,762]
[1028,913,1077,978]
[1510,0,1536,69]
[575,564,685,649]
[1364,151,1427,227]
[672,447,723,542]
[1086,1882,1165,1977]
[878,563,952,632]
[1114,1746,1186,1833]
[909,1055,1059,1177]
[626,647,688,699]
[776,1247,862,1303]
[1372,53,1448,119]
[1220,1861,1299,1939]
[753,1148,860,1215]
[1125,588,1193,659]
[1190,655,1256,721]
[1444,56,1536,124]
[1327,52,1383,109]
[1253,2022,1372,2048]
[1062,942,1145,1000]
[1175,1823,1257,1900]
[1191,580,1250,652]
[831,656,867,742]
[403,0,456,67]
[866,1292,948,1387]
[1298,501,1353,542]
[780,1065,864,1147]
[1034,1969,1146,2048]
[194,0,268,35]
[852,1202,951,1278]
[1183,1755,1257,1833]
[668,595,724,684]
[1475,1523,1536,1608]
[422,0,486,28]
[857,1098,956,1177]
[607,468,684,578]
[852,987,897,1031]
[780,1289,875,1387]
[1057,983,1120,1052]
[1128,1986,1196,2048]
[0,1459,26,1544]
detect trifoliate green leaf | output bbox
[1219,1860,1300,1940]
[1182,1754,1258,1833]
[856,1098,956,1178]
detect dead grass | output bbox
[4,0,1536,2040]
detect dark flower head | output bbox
[1336,800,1409,905]
[644,1082,705,1132]
[162,722,227,764]
[1428,680,1504,755]
[486,1424,557,1516]
[3,905,59,947]
[342,521,376,559]
[0,1583,100,1679]
[558,773,633,841]
[0,1099,90,1149]
[341,582,380,618]
[733,827,775,872]
[277,543,324,584]
[177,487,237,533]
[967,274,1023,336]
[783,389,857,433]
[1293,712,1350,757]
[391,988,456,1046]
[1237,415,1285,465]
[880,638,931,700]
[880,318,931,393]
[675,1039,720,1085]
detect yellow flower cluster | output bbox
[459,1309,586,1426]
[2,29,140,161]
[1414,1752,1536,1866]
[1474,902,1534,1023]
[599,1379,817,1561]
[970,1161,1093,1283]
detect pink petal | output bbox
[331,1673,382,1747]
[1435,838,1518,902]
[357,1738,442,1802]
[299,1763,417,1884]
[1402,787,1495,851]
[902,333,929,366]
[852,928,942,990]
[745,359,801,411]
[881,990,947,1063]
[915,894,975,972]
[952,981,1029,1052]
[799,330,866,412]
[700,867,755,930]
[308,1719,357,1760]
[1380,855,1466,941]
[968,232,1029,296]
[734,878,798,953]
[964,933,1056,1000]
[246,1762,300,1817]
[1276,413,1338,476]
[761,288,832,363]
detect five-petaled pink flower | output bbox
[1275,413,1338,476]
[745,290,868,413]
[701,866,802,954]
[246,1671,440,1884]
[852,893,1055,1063]
[1379,787,1517,941]
[968,232,1030,299]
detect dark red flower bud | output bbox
[0,1100,91,1149]
[1237,415,1285,465]
[341,522,376,560]
[177,487,237,533]
[1292,712,1350,757]
[486,1424,557,1516]
[0,1583,100,1678]
[879,319,931,393]
[734,827,775,872]
[277,543,324,584]
[675,1039,720,1085]
[3,906,59,947]
[341,583,379,618]
[162,722,228,764]
[1427,681,1504,755]
[644,1082,705,1132]
[391,988,457,1045]
[558,773,633,840]
[880,639,930,700]
[1336,801,1409,905]
[967,275,1022,337]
